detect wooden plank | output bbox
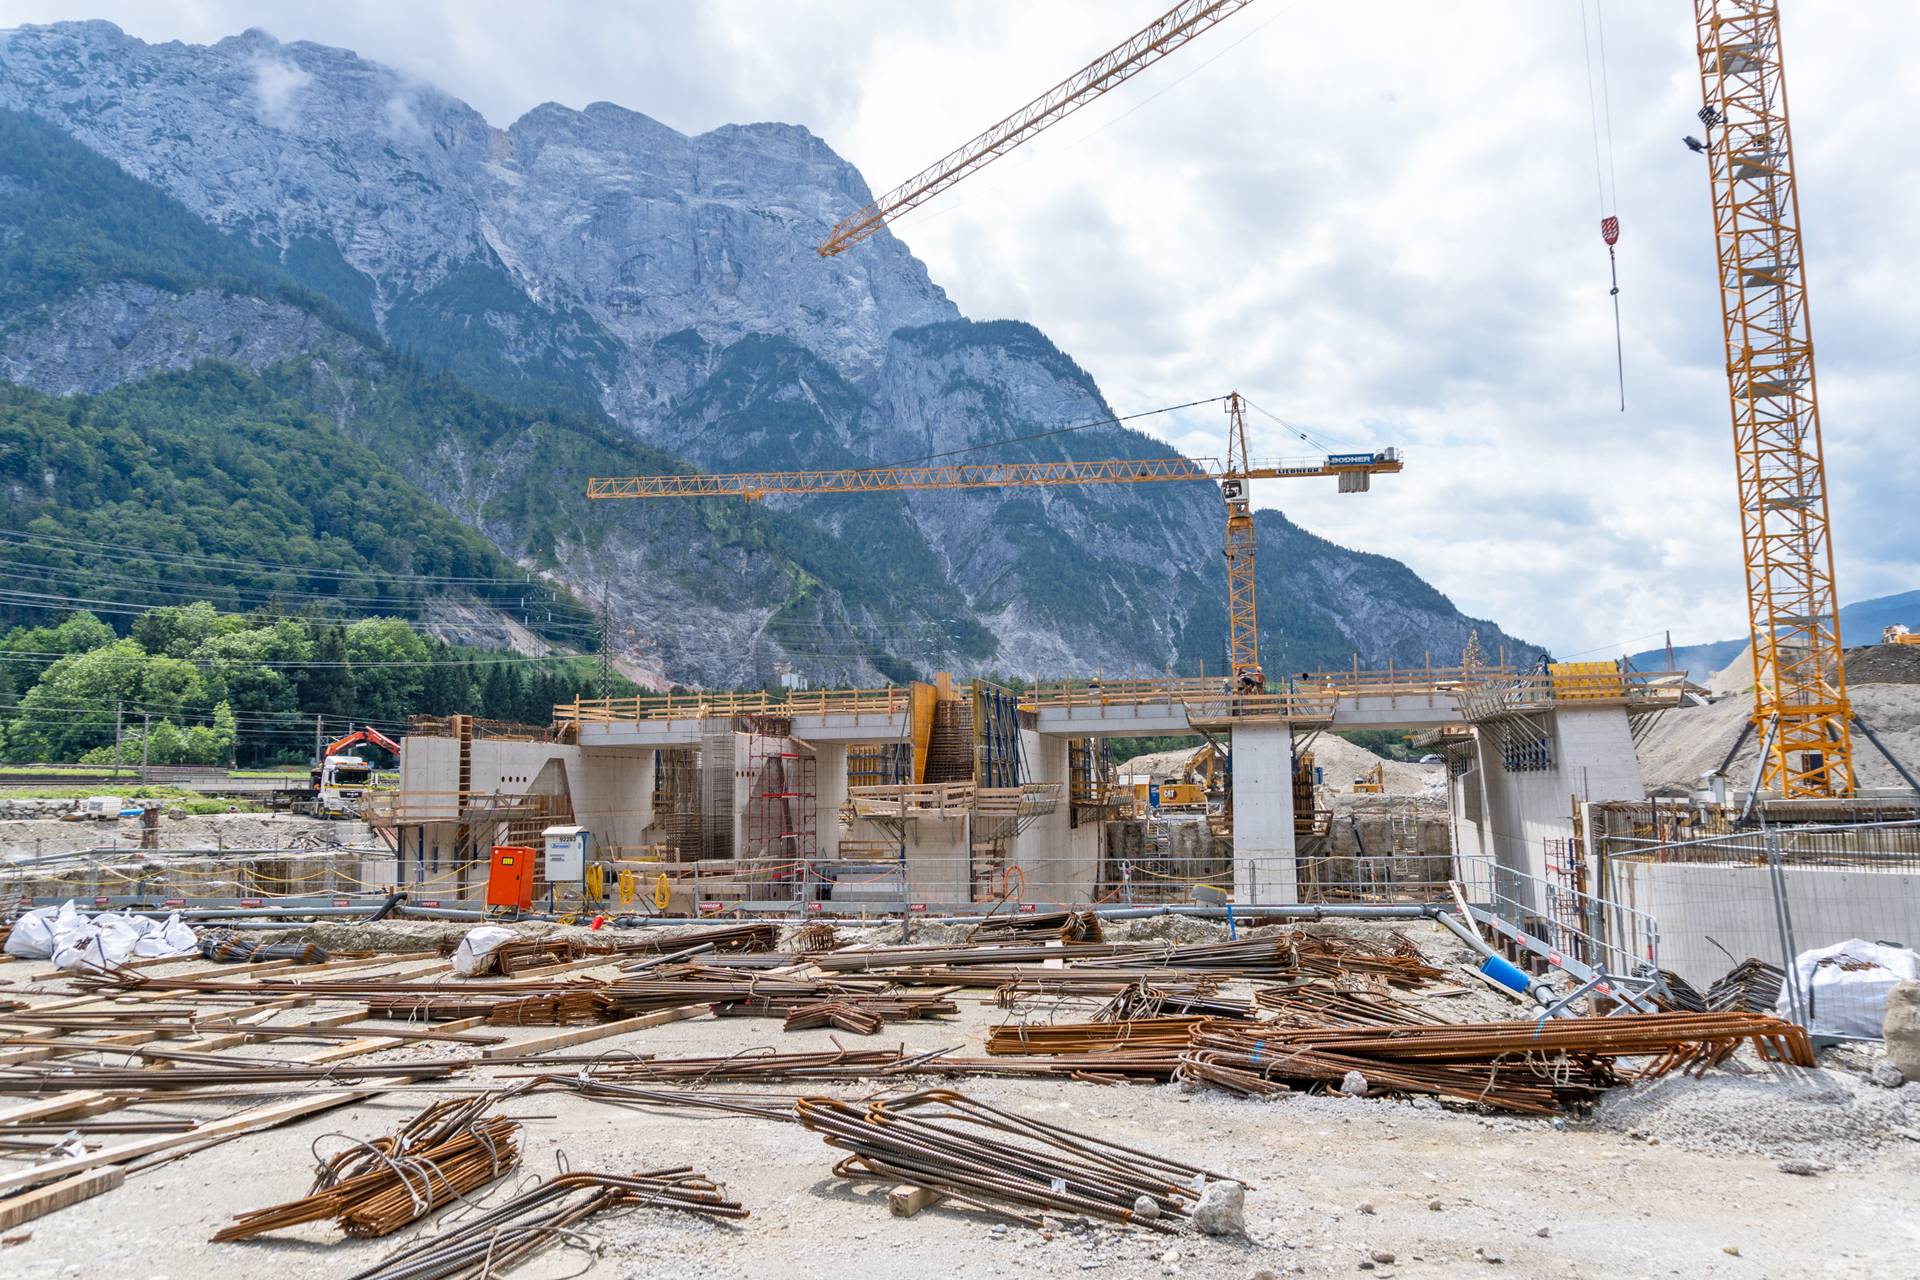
[0,996,317,1066]
[0,1089,367,1198]
[0,1091,127,1127]
[482,1004,704,1059]
[0,1167,125,1232]
[888,1184,945,1218]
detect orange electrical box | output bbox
[486,844,536,912]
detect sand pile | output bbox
[1635,681,1920,792]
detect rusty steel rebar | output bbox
[342,1169,747,1280]
[214,1095,523,1242]
[795,1088,1246,1232]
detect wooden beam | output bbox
[0,1167,125,1232]
[0,1089,366,1198]
[888,1184,946,1217]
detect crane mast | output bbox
[1221,393,1261,691]
[1694,0,1853,797]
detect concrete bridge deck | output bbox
[558,666,1662,748]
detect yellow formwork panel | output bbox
[1548,661,1627,701]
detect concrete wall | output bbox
[1011,730,1099,904]
[1451,705,1646,910]
[574,747,655,852]
[1231,724,1296,904]
[1605,859,1920,987]
[815,742,847,861]
[396,736,460,819]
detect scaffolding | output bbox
[743,716,817,902]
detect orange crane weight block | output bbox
[486,845,537,913]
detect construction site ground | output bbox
[2,917,1914,1279]
[0,811,363,859]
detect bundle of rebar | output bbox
[1252,980,1438,1027]
[486,987,616,1026]
[341,1169,747,1280]
[1705,959,1786,1014]
[787,921,840,953]
[1095,981,1252,1022]
[368,993,504,1022]
[492,937,613,975]
[617,922,777,955]
[1180,1011,1814,1115]
[795,1088,1243,1231]
[530,1045,952,1083]
[0,1059,464,1093]
[197,929,330,966]
[970,909,1104,944]
[213,1095,522,1241]
[605,967,850,1016]
[710,992,957,1033]
[986,1017,1208,1057]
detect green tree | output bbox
[298,622,355,719]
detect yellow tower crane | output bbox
[817,0,1259,257]
[1693,1,1853,797]
[587,394,1401,689]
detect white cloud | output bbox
[383,91,425,141]
[8,0,1914,654]
[249,53,310,127]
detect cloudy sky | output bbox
[4,0,1913,658]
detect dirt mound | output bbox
[1305,734,1444,803]
[1635,682,1920,792]
[1843,643,1920,686]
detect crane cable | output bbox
[1580,0,1626,412]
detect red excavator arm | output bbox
[324,726,402,761]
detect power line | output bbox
[876,395,1230,468]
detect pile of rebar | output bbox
[341,1169,747,1280]
[795,1089,1242,1231]
[368,993,503,1022]
[710,991,957,1034]
[214,1095,522,1241]
[788,921,840,953]
[1706,959,1786,1014]
[532,1045,952,1084]
[1180,1011,1814,1115]
[486,987,616,1026]
[970,909,1104,944]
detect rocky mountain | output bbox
[0,20,1540,686]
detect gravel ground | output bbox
[1587,1046,1920,1164]
[0,811,364,858]
[0,924,1914,1278]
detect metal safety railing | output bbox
[1456,853,1664,1003]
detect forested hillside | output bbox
[0,606,620,767]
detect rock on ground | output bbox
[1885,980,1920,1080]
[1192,1181,1246,1237]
